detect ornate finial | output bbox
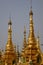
[37,31,41,53]
[30,0,32,10]
[37,30,40,42]
[29,0,33,15]
[8,13,12,25]
[9,13,11,20]
[37,30,40,39]
[8,13,12,41]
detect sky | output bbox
[0,0,43,52]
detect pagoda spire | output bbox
[37,34,41,53]
[8,16,12,41]
[23,25,26,48]
[29,3,34,38]
[4,16,16,65]
[27,0,36,45]
[5,17,14,52]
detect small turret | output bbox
[37,35,41,53]
[6,18,14,52]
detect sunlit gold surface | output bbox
[2,19,16,65]
[0,4,43,65]
[20,8,42,65]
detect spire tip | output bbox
[8,13,12,25]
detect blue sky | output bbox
[0,0,43,52]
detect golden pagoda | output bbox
[0,1,43,65]
[20,3,42,65]
[3,18,16,65]
[25,7,38,63]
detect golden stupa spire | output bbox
[29,3,34,38]
[4,16,16,65]
[8,15,12,41]
[23,25,26,48]
[27,0,36,44]
[37,32,41,53]
[5,16,14,52]
[21,25,26,60]
[37,35,40,48]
